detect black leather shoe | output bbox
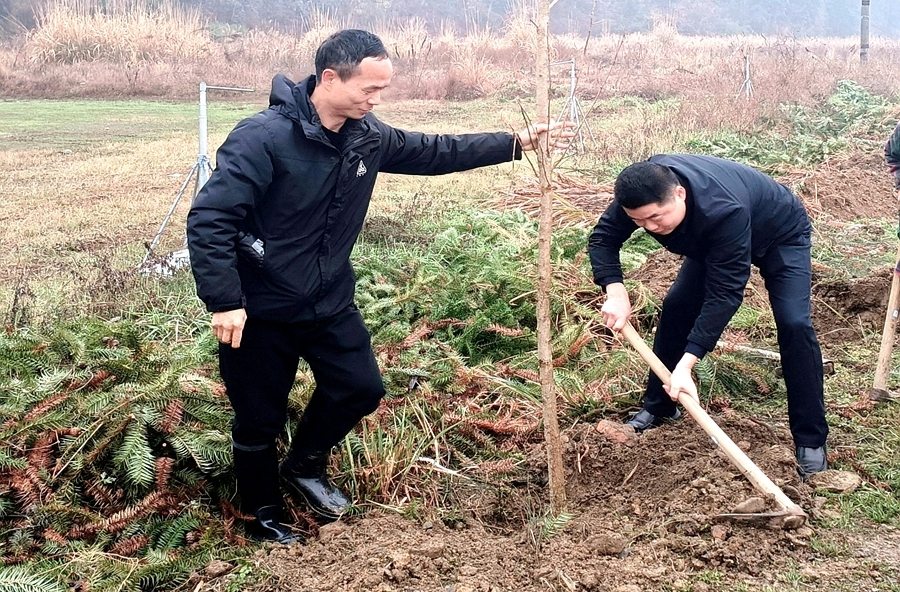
[280,456,350,520]
[250,505,302,544]
[796,446,828,478]
[625,408,682,432]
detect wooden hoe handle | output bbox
[871,241,900,399]
[619,323,807,527]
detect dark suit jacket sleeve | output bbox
[685,206,751,358]
[186,118,274,312]
[887,122,900,189]
[587,203,639,288]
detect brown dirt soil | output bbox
[793,147,897,343]
[792,148,899,223]
[199,417,898,591]
[812,271,891,345]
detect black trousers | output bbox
[219,304,385,512]
[643,236,828,448]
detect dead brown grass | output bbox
[491,174,614,229]
[3,135,193,232]
[0,3,897,126]
[28,1,211,66]
[0,131,197,308]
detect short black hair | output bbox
[614,161,680,209]
[315,29,389,83]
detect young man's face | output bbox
[320,57,393,121]
[622,185,687,235]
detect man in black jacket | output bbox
[588,155,828,478]
[187,29,570,543]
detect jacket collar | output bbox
[268,74,371,146]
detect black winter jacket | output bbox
[588,154,810,357]
[187,75,520,321]
[887,121,900,189]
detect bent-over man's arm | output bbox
[684,206,752,359]
[588,204,640,330]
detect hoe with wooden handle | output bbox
[619,322,808,529]
[869,242,900,402]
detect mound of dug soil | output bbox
[199,416,898,592]
[793,148,898,223]
[812,270,891,345]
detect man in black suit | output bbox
[589,154,828,478]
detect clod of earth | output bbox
[594,419,638,446]
[806,470,864,494]
[731,497,768,514]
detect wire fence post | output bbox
[860,0,870,63]
[140,82,253,270]
[551,59,595,153]
[736,53,754,100]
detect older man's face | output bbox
[321,57,393,122]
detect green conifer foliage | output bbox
[0,319,238,590]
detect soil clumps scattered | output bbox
[202,417,897,591]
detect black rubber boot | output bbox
[232,444,300,541]
[249,505,303,544]
[232,444,281,513]
[280,451,350,520]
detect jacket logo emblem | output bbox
[356,161,368,177]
